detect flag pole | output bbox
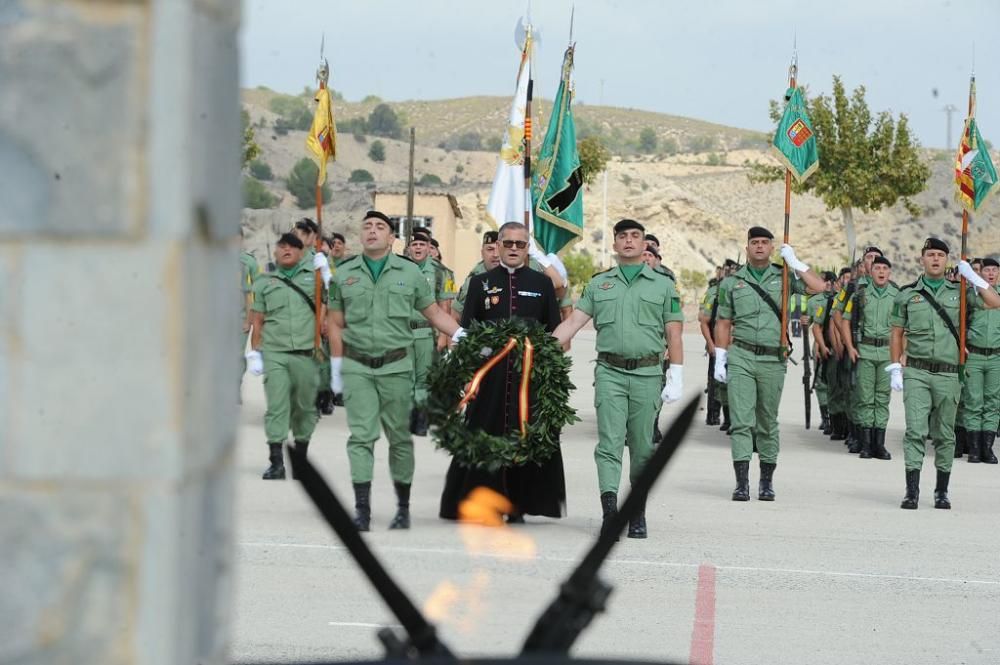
[780,54,797,357]
[313,51,329,351]
[959,73,975,370]
[523,27,534,230]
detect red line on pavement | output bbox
[688,563,717,665]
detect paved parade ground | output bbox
[231,331,1000,665]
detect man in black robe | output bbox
[439,221,566,523]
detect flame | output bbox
[422,571,490,634]
[458,487,537,559]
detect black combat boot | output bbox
[720,406,731,432]
[830,413,847,440]
[389,482,411,529]
[820,406,832,435]
[847,422,863,454]
[900,469,920,510]
[981,431,998,464]
[262,442,286,480]
[353,482,372,531]
[966,430,981,463]
[758,462,776,501]
[291,440,309,479]
[627,495,647,539]
[934,470,951,509]
[319,390,335,415]
[732,461,750,502]
[954,425,967,458]
[410,407,429,436]
[332,392,344,407]
[706,398,721,426]
[600,492,619,541]
[858,427,873,459]
[872,428,891,460]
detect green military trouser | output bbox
[263,351,320,443]
[411,333,435,406]
[902,366,959,472]
[717,380,728,407]
[318,340,331,394]
[856,357,890,428]
[727,345,786,464]
[960,353,1000,431]
[343,364,415,484]
[813,362,828,407]
[594,363,662,494]
[826,356,847,416]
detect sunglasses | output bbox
[501,240,528,249]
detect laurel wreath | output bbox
[427,319,578,471]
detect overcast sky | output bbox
[241,0,999,149]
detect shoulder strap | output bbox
[916,288,960,345]
[743,279,783,322]
[273,274,316,311]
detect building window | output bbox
[390,215,434,240]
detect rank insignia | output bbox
[911,296,923,303]
[344,277,359,286]
[491,296,500,305]
[599,282,615,290]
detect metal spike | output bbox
[569,5,575,45]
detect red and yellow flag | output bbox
[306,87,337,185]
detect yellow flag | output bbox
[306,87,336,185]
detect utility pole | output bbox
[406,126,416,241]
[943,104,958,151]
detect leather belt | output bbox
[732,339,784,358]
[860,336,889,348]
[907,357,959,374]
[967,344,1000,357]
[285,349,315,357]
[409,321,432,330]
[344,346,408,369]
[597,352,662,370]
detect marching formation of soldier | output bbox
[242,210,1000,538]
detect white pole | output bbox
[602,168,608,268]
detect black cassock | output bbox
[439,264,567,519]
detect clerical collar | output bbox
[504,263,525,274]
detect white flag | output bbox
[486,45,532,229]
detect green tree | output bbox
[748,76,931,254]
[242,176,278,209]
[562,251,598,290]
[457,132,482,151]
[241,109,259,169]
[348,169,374,184]
[578,136,611,185]
[486,135,503,152]
[686,134,717,153]
[660,136,679,156]
[287,158,332,208]
[367,103,402,139]
[638,127,657,153]
[361,94,383,104]
[249,159,273,181]
[368,140,386,162]
[417,173,443,187]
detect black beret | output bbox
[982,258,999,268]
[331,232,346,243]
[276,232,304,249]
[748,226,774,240]
[613,218,645,235]
[295,218,319,234]
[922,237,949,254]
[822,271,838,282]
[430,238,440,248]
[363,210,396,231]
[410,230,431,243]
[482,231,499,244]
[644,233,660,246]
[863,245,884,256]
[723,258,739,268]
[971,257,983,264]
[872,256,892,268]
[839,267,853,276]
[643,244,661,259]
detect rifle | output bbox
[802,314,812,429]
[706,288,721,412]
[849,280,865,388]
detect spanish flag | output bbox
[306,87,337,185]
[954,79,997,212]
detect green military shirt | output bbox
[700,284,719,318]
[890,276,961,365]
[410,258,457,338]
[832,276,872,314]
[332,254,355,268]
[808,292,832,327]
[576,264,684,376]
[967,285,1000,349]
[842,282,900,361]
[717,264,804,348]
[328,253,435,373]
[240,251,260,319]
[251,259,317,352]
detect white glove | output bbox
[958,260,988,290]
[547,252,569,288]
[451,327,467,343]
[885,362,903,392]
[661,364,683,403]
[313,253,332,286]
[780,244,810,273]
[330,357,343,394]
[245,350,264,376]
[713,348,728,383]
[528,238,552,269]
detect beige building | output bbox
[373,190,484,282]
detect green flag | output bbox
[956,117,998,212]
[772,86,819,183]
[532,46,583,255]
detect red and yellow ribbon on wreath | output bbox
[457,336,536,438]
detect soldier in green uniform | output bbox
[840,256,897,459]
[554,219,685,539]
[405,229,457,435]
[327,211,463,531]
[807,272,838,434]
[246,233,322,480]
[453,231,501,322]
[329,232,354,267]
[699,274,721,426]
[824,268,852,440]
[713,227,826,501]
[888,239,1000,509]
[956,256,1000,464]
